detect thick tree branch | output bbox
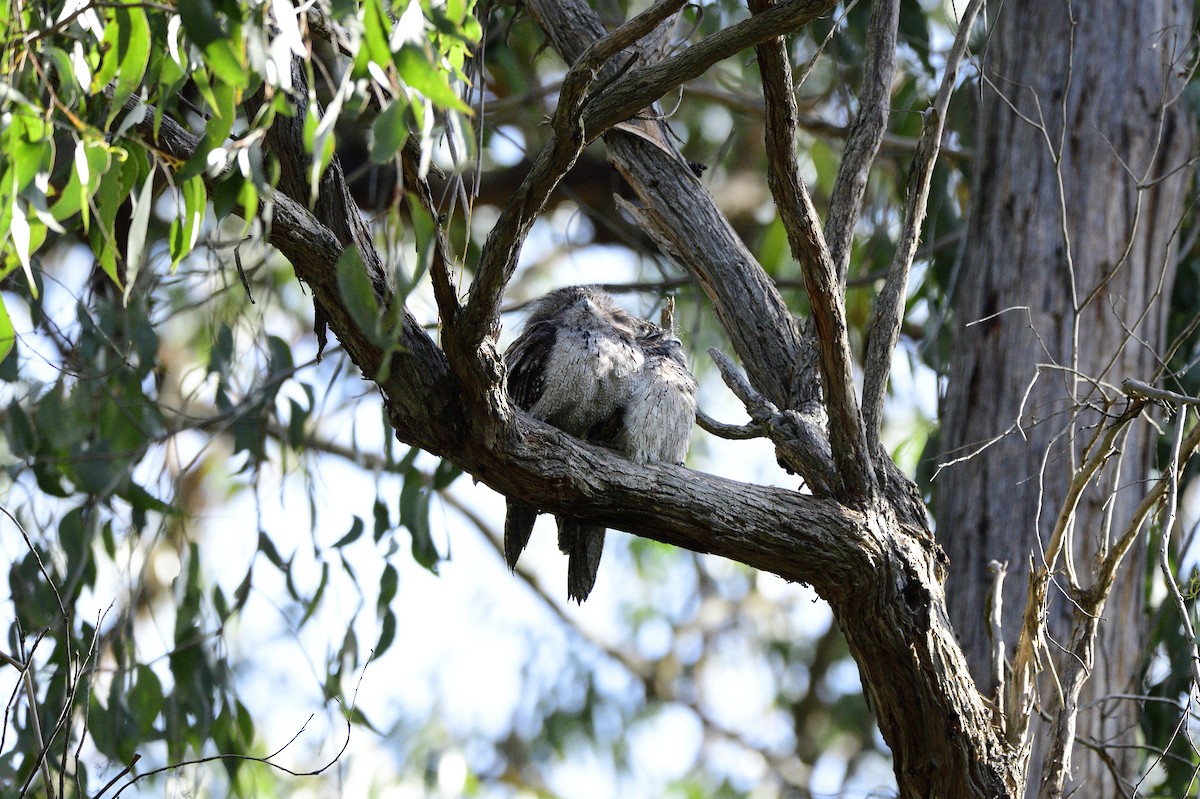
[708,347,836,492]
[611,176,831,491]
[751,0,874,503]
[437,1,691,448]
[579,0,842,141]
[400,139,461,328]
[860,0,983,454]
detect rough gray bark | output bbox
[936,1,1194,796]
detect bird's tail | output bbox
[557,518,606,602]
[504,500,538,570]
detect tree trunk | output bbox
[937,2,1193,795]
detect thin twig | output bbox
[110,708,352,798]
[708,347,836,492]
[987,559,1009,736]
[90,755,140,799]
[1158,412,1200,690]
[1123,378,1200,407]
[695,408,766,440]
[14,631,54,799]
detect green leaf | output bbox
[6,114,52,193]
[178,0,224,48]
[344,704,382,733]
[377,563,399,610]
[395,45,470,113]
[257,531,289,571]
[213,586,230,621]
[355,0,393,77]
[432,459,462,490]
[169,175,206,268]
[4,199,38,293]
[108,5,152,126]
[51,137,110,228]
[9,551,57,630]
[204,34,249,90]
[58,506,92,578]
[0,296,13,365]
[373,497,391,542]
[375,609,397,658]
[122,167,156,304]
[208,321,235,381]
[91,12,123,93]
[404,190,438,294]
[333,516,365,548]
[335,246,388,349]
[400,478,438,572]
[299,562,329,627]
[369,99,411,163]
[88,693,128,762]
[265,334,294,382]
[129,665,164,736]
[3,401,33,453]
[121,481,174,515]
[232,565,253,613]
[287,397,309,448]
[92,147,145,287]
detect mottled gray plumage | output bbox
[503,286,697,602]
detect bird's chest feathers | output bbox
[531,324,643,431]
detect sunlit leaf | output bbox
[122,168,157,305]
[395,45,470,112]
[169,175,207,268]
[0,296,13,364]
[108,4,152,126]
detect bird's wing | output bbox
[505,320,557,410]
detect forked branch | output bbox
[826,0,900,286]
[750,0,874,502]
[861,0,984,454]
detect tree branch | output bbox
[708,347,836,492]
[825,0,900,287]
[525,0,838,448]
[860,0,983,454]
[136,12,1024,794]
[523,7,1021,795]
[580,0,842,141]
[751,0,874,503]
[456,0,689,350]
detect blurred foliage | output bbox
[0,0,1197,798]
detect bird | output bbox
[502,285,697,602]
